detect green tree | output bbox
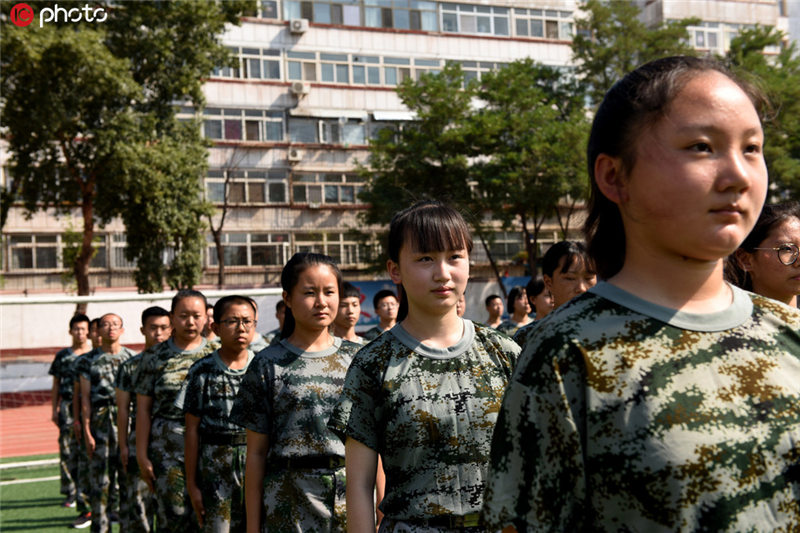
[1,1,251,295]
[572,0,698,106]
[723,26,800,201]
[470,59,590,274]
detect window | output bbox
[288,118,318,143]
[456,60,504,85]
[513,8,573,40]
[363,0,437,31]
[320,119,366,145]
[205,169,288,204]
[291,172,364,205]
[320,53,349,83]
[7,234,108,271]
[287,51,317,81]
[203,108,284,142]
[112,234,136,269]
[241,48,281,80]
[261,0,279,18]
[441,3,509,36]
[208,233,290,267]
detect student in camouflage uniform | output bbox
[135,290,215,533]
[81,313,136,533]
[263,300,286,346]
[482,56,800,531]
[116,306,171,533]
[231,253,360,532]
[177,295,260,532]
[332,282,367,345]
[496,286,532,337]
[71,318,102,528]
[512,242,595,349]
[361,289,398,341]
[49,313,92,510]
[726,201,800,306]
[329,202,520,532]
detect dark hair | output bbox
[726,201,800,290]
[506,286,527,314]
[206,302,214,311]
[484,294,502,307]
[388,201,473,321]
[69,313,90,329]
[90,318,101,329]
[525,277,547,304]
[541,241,595,278]
[141,306,169,327]
[280,252,342,339]
[275,300,286,312]
[584,56,768,280]
[341,282,361,300]
[213,295,258,324]
[372,289,398,310]
[171,289,207,314]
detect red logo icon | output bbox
[10,3,34,26]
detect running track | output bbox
[0,403,59,459]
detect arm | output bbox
[80,375,94,458]
[72,379,82,439]
[184,413,205,527]
[375,455,386,529]
[244,430,269,533]
[51,377,60,425]
[115,388,130,473]
[135,394,156,493]
[345,437,379,533]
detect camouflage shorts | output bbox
[262,466,346,532]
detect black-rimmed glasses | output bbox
[220,318,257,330]
[752,243,799,266]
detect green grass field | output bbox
[0,454,119,532]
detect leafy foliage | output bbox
[723,26,800,201]
[572,0,698,106]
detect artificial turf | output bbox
[0,454,119,532]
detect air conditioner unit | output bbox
[287,148,302,163]
[290,81,310,95]
[290,18,309,34]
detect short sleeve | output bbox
[229,356,273,435]
[133,351,157,397]
[481,339,587,531]
[327,351,383,451]
[49,350,63,377]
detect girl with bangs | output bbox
[329,200,520,532]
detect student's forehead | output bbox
[100,313,122,323]
[145,315,170,326]
[341,296,360,303]
[222,302,255,317]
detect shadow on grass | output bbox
[0,516,76,531]
[0,496,62,510]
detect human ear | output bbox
[543,274,553,292]
[735,249,753,271]
[387,260,402,285]
[282,291,291,309]
[211,321,221,337]
[594,154,628,204]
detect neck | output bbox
[333,324,357,341]
[751,282,798,307]
[218,345,250,369]
[610,252,731,313]
[173,335,204,352]
[511,311,529,323]
[488,316,502,327]
[400,306,462,349]
[101,340,121,354]
[72,340,90,353]
[288,326,334,352]
[535,309,548,320]
[378,318,395,331]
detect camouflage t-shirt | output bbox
[115,352,144,419]
[133,338,215,421]
[81,346,136,405]
[231,337,359,458]
[175,349,255,437]
[511,320,540,350]
[328,319,520,521]
[496,318,531,337]
[482,282,800,532]
[361,325,387,341]
[72,348,101,386]
[49,347,84,400]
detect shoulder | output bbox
[474,322,520,351]
[750,292,800,326]
[187,353,218,375]
[337,339,362,358]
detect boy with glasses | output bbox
[176,295,258,532]
[362,289,399,341]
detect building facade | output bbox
[0,0,788,291]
